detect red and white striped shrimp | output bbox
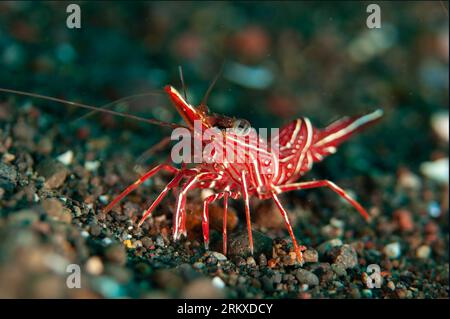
[102,85,383,264]
[0,82,383,265]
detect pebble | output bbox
[350,287,361,298]
[72,206,82,217]
[123,239,133,249]
[273,272,282,284]
[416,245,431,259]
[85,256,104,275]
[397,167,421,190]
[211,251,227,261]
[36,159,68,189]
[330,217,345,229]
[193,262,205,270]
[258,254,267,266]
[93,276,126,298]
[42,198,72,223]
[267,258,278,268]
[2,152,15,163]
[246,256,256,267]
[155,236,165,247]
[317,238,343,256]
[178,263,200,281]
[56,150,74,166]
[384,242,401,259]
[321,224,343,238]
[181,278,225,299]
[9,209,39,224]
[431,111,449,142]
[84,160,101,172]
[393,209,414,232]
[13,118,35,141]
[212,276,226,289]
[387,281,396,291]
[427,201,441,218]
[228,230,272,258]
[102,237,112,245]
[362,289,373,298]
[331,244,358,269]
[331,263,347,277]
[0,162,18,192]
[37,137,53,155]
[99,195,109,204]
[303,249,319,263]
[420,158,449,185]
[105,244,127,265]
[153,269,183,289]
[141,237,154,249]
[300,284,309,292]
[295,269,319,286]
[89,223,102,236]
[283,252,297,266]
[260,275,274,292]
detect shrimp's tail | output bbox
[310,109,383,162]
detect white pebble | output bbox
[329,238,343,247]
[86,256,104,275]
[56,150,74,165]
[416,245,431,259]
[211,252,227,261]
[384,242,401,259]
[431,112,449,142]
[420,158,449,185]
[398,171,421,190]
[85,160,101,172]
[428,201,441,218]
[330,217,344,229]
[2,152,15,163]
[212,276,226,289]
[99,195,109,204]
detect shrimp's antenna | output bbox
[178,65,188,102]
[73,90,165,123]
[200,61,225,107]
[0,88,186,129]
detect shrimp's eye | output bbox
[233,119,251,136]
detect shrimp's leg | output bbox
[103,164,178,213]
[137,169,192,226]
[202,192,226,250]
[271,194,304,265]
[275,180,370,221]
[173,169,220,240]
[222,192,229,255]
[174,176,197,240]
[202,191,239,254]
[241,171,254,255]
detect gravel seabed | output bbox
[0,103,448,299]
